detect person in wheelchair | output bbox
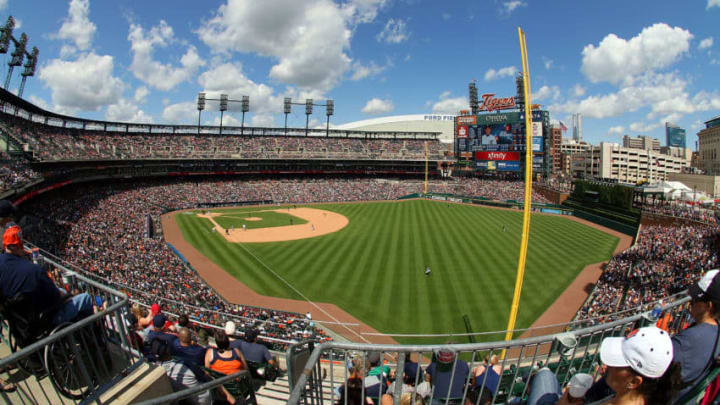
[0,229,94,341]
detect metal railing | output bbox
[286,297,691,405]
[133,370,251,405]
[0,254,142,404]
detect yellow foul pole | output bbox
[503,27,534,352]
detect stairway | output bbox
[255,371,337,404]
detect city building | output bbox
[660,146,692,161]
[549,124,562,174]
[666,122,687,148]
[698,115,720,175]
[571,142,689,183]
[622,135,661,151]
[572,113,582,142]
[667,173,720,198]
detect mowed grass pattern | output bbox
[175,200,618,344]
[210,210,308,230]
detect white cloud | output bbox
[629,122,660,133]
[106,99,153,123]
[484,66,517,81]
[432,97,467,114]
[709,0,720,9]
[12,18,21,30]
[572,84,586,97]
[128,20,205,91]
[699,37,714,50]
[38,53,124,112]
[162,102,197,124]
[361,98,393,114]
[581,23,693,85]
[376,18,409,44]
[251,114,275,127]
[53,0,96,57]
[543,57,553,70]
[0,0,7,10]
[198,62,283,115]
[28,95,51,111]
[342,0,388,24]
[551,61,720,128]
[350,60,386,80]
[534,85,561,102]
[197,0,356,92]
[442,13,451,21]
[134,86,149,104]
[607,126,624,135]
[502,1,526,15]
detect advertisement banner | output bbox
[456,125,469,138]
[532,122,543,138]
[519,110,546,121]
[532,136,543,152]
[475,151,521,161]
[476,161,488,169]
[457,115,477,125]
[497,161,521,171]
[476,112,521,126]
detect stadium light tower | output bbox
[241,95,249,136]
[305,99,313,136]
[0,15,38,95]
[18,46,38,98]
[219,94,228,135]
[283,97,291,135]
[197,92,206,135]
[325,99,334,137]
[469,81,479,115]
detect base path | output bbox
[198,208,348,243]
[162,209,396,344]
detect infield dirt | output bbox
[197,208,348,243]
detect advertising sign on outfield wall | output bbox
[497,161,521,171]
[475,151,521,161]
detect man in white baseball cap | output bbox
[599,326,681,404]
[671,269,720,403]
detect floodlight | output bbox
[326,99,334,116]
[197,92,206,111]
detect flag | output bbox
[559,121,568,132]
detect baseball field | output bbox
[171,199,619,344]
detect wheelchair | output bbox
[0,292,107,400]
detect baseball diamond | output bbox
[167,199,620,344]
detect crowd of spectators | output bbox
[0,152,42,193]
[640,200,718,224]
[1,114,448,162]
[576,223,719,324]
[17,176,548,349]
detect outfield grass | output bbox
[175,200,618,344]
[209,209,308,230]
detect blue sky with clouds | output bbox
[1,0,719,148]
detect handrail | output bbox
[0,258,129,370]
[287,296,690,404]
[133,370,250,405]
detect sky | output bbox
[1,0,719,148]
